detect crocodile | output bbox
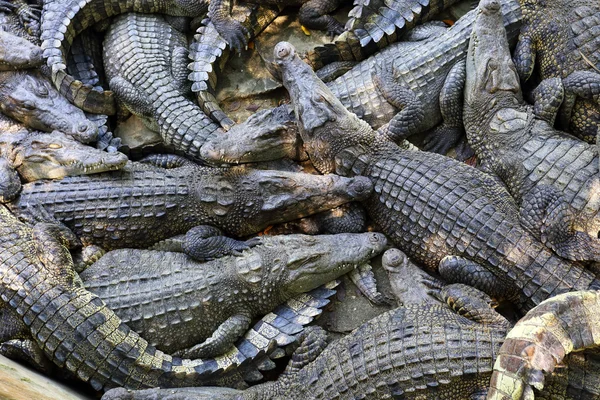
[101,283,512,399]
[488,290,600,400]
[512,0,600,144]
[100,286,600,400]
[303,0,466,71]
[80,232,386,358]
[272,37,600,312]
[462,0,600,263]
[104,12,291,160]
[0,203,309,392]
[201,3,523,162]
[7,159,372,262]
[0,116,127,202]
[0,28,43,70]
[40,0,208,115]
[0,69,98,143]
[188,3,280,129]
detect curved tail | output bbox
[487,290,600,400]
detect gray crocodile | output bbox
[7,159,372,263]
[201,2,523,163]
[512,0,600,144]
[101,285,600,400]
[188,3,280,129]
[0,115,127,202]
[462,0,600,263]
[0,204,303,392]
[272,36,600,312]
[0,28,42,70]
[40,0,207,114]
[488,290,600,400]
[0,69,98,143]
[303,0,465,71]
[80,232,386,358]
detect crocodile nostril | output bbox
[78,124,90,133]
[274,42,293,60]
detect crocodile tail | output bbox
[41,0,119,114]
[188,4,280,129]
[304,0,462,70]
[487,291,600,400]
[230,280,339,384]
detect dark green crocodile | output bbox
[488,290,600,400]
[80,232,386,358]
[272,38,600,311]
[462,0,600,263]
[513,0,600,144]
[0,115,127,202]
[40,0,208,114]
[0,204,302,391]
[7,159,372,261]
[201,1,523,162]
[0,69,98,143]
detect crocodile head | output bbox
[0,71,98,143]
[0,30,43,71]
[236,232,387,297]
[3,131,128,181]
[207,166,373,236]
[464,0,522,115]
[273,41,376,175]
[200,106,306,165]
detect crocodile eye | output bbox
[21,101,36,110]
[48,143,62,149]
[35,84,49,97]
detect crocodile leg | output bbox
[347,263,387,305]
[174,314,252,359]
[563,70,600,104]
[438,256,520,303]
[437,283,509,326]
[532,78,565,125]
[0,158,21,203]
[422,60,468,158]
[372,61,425,142]
[512,32,536,82]
[299,0,346,36]
[182,225,263,261]
[0,339,54,373]
[208,0,250,54]
[519,185,600,262]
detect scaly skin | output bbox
[304,0,464,71]
[0,70,98,142]
[188,3,281,129]
[0,129,127,182]
[101,288,600,400]
[40,0,208,115]
[0,29,42,70]
[0,204,283,392]
[200,2,523,163]
[488,290,600,400]
[273,40,600,312]
[81,233,386,356]
[463,0,600,262]
[514,0,600,143]
[7,161,372,253]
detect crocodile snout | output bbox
[367,232,388,252]
[481,0,500,13]
[72,120,98,143]
[274,42,296,63]
[382,248,408,271]
[346,177,373,200]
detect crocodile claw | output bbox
[216,19,249,55]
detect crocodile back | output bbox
[103,13,222,158]
[282,305,505,399]
[346,142,600,310]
